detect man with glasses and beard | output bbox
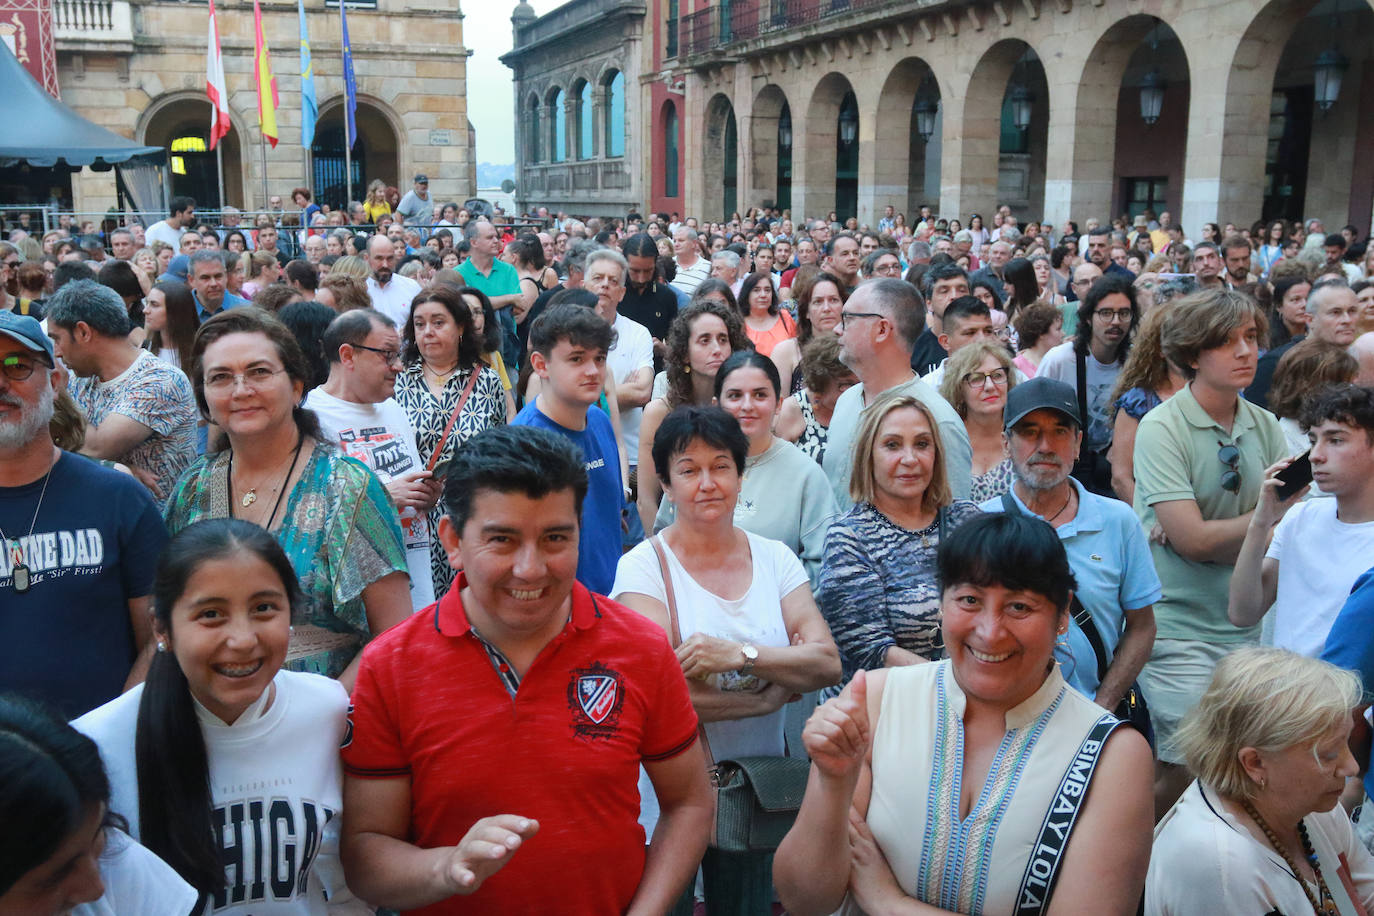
[0,311,166,719]
[1129,288,1285,821]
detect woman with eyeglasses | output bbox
[938,341,1018,503]
[1131,288,1288,818]
[163,308,411,690]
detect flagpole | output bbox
[260,132,269,214]
[341,0,352,211]
[213,100,225,210]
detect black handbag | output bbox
[650,536,809,852]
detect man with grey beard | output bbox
[980,376,1159,717]
[0,311,167,718]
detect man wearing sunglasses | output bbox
[304,309,438,611]
[1131,287,1286,821]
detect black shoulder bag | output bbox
[1000,494,1153,748]
[1070,349,1116,497]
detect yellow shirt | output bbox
[363,200,391,223]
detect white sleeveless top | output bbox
[842,660,1114,915]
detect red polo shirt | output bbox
[343,575,698,915]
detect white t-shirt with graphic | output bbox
[1036,341,1122,454]
[303,389,435,610]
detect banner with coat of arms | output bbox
[0,0,57,98]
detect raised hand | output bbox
[802,669,871,781]
[441,815,540,896]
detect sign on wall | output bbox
[0,0,58,98]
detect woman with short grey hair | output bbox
[1147,647,1373,915]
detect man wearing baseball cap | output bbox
[395,173,432,225]
[0,310,167,718]
[981,376,1161,721]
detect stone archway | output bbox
[139,92,245,212]
[704,93,738,220]
[947,39,1048,222]
[871,57,941,223]
[802,72,857,223]
[311,96,402,210]
[748,84,790,211]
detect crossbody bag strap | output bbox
[650,535,716,768]
[1074,348,1089,433]
[1003,491,1112,682]
[1014,714,1125,915]
[425,366,483,471]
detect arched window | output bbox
[664,101,679,198]
[550,88,566,162]
[526,93,541,162]
[604,70,625,158]
[577,81,594,159]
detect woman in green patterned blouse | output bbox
[164,307,411,690]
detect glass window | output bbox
[605,72,625,158]
[664,102,679,198]
[578,82,594,159]
[552,90,566,162]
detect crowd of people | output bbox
[3,189,1374,916]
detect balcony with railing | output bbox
[53,0,134,49]
[675,0,906,60]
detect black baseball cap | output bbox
[1003,376,1082,430]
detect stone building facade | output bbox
[501,0,644,217]
[51,0,475,213]
[507,0,1373,235]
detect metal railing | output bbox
[679,0,896,56]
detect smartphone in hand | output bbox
[1274,450,1313,501]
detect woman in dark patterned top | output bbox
[816,393,980,685]
[393,285,508,598]
[776,333,856,466]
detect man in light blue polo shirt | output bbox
[981,377,1160,709]
[188,250,249,321]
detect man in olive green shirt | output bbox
[1132,289,1285,818]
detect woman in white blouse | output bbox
[1148,648,1372,916]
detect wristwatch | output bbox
[739,643,759,676]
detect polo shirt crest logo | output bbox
[568,662,623,739]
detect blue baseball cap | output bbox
[0,310,55,362]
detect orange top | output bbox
[745,309,796,357]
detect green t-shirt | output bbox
[457,258,521,303]
[1132,384,1286,643]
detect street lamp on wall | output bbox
[1139,69,1166,126]
[839,100,858,145]
[1313,47,1349,113]
[1009,83,1033,132]
[913,83,938,142]
[778,108,792,149]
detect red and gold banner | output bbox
[0,0,57,98]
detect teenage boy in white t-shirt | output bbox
[1229,384,1374,656]
[304,309,439,610]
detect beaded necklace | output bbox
[1240,798,1339,916]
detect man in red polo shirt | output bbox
[340,425,712,915]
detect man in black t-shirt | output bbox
[618,234,678,372]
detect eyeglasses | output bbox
[352,344,404,365]
[1,354,49,381]
[1094,308,1134,323]
[839,310,885,329]
[1217,443,1242,493]
[204,366,288,392]
[965,368,1009,389]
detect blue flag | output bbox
[341,0,357,148]
[298,0,316,148]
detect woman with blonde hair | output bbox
[328,254,369,280]
[939,340,1017,503]
[239,250,281,299]
[1147,648,1371,915]
[815,393,981,682]
[1107,302,1186,504]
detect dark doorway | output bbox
[776,103,792,212]
[1263,87,1312,224]
[835,91,859,222]
[723,114,738,219]
[312,124,366,212]
[166,123,222,210]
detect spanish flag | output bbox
[253,0,279,148]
